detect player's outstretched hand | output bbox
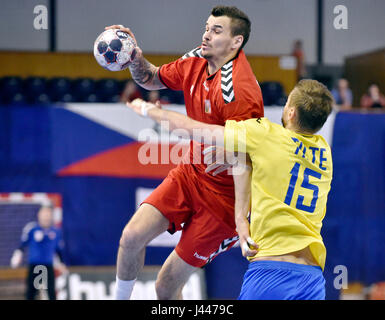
[126,98,161,117]
[105,25,138,47]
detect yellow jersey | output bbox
[224,118,333,270]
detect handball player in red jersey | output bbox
[107,5,264,299]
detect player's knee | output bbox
[155,271,184,300]
[119,224,142,251]
[155,277,174,300]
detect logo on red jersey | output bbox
[203,81,209,92]
[204,99,211,114]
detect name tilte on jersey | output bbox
[291,137,327,170]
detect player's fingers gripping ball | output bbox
[94,28,136,71]
[104,24,138,46]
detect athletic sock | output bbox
[115,275,136,300]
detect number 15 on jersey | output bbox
[284,162,322,213]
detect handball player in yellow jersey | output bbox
[127,79,334,300]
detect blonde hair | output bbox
[290,79,333,133]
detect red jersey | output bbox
[158,47,264,195]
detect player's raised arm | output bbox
[126,99,225,145]
[105,25,166,90]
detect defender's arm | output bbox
[233,156,258,257]
[127,99,224,145]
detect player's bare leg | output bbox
[115,203,169,299]
[155,249,198,300]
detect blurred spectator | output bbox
[360,83,385,109]
[10,205,66,300]
[120,79,142,102]
[148,90,170,105]
[331,78,353,111]
[292,39,306,81]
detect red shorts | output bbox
[143,164,239,267]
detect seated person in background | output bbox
[360,83,385,109]
[120,79,142,102]
[147,90,170,105]
[331,78,352,111]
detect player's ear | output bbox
[288,106,297,121]
[232,35,243,50]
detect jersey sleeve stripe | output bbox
[221,61,235,104]
[157,66,170,89]
[21,221,37,243]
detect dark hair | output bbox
[211,6,251,49]
[290,79,333,133]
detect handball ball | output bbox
[93,29,136,71]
